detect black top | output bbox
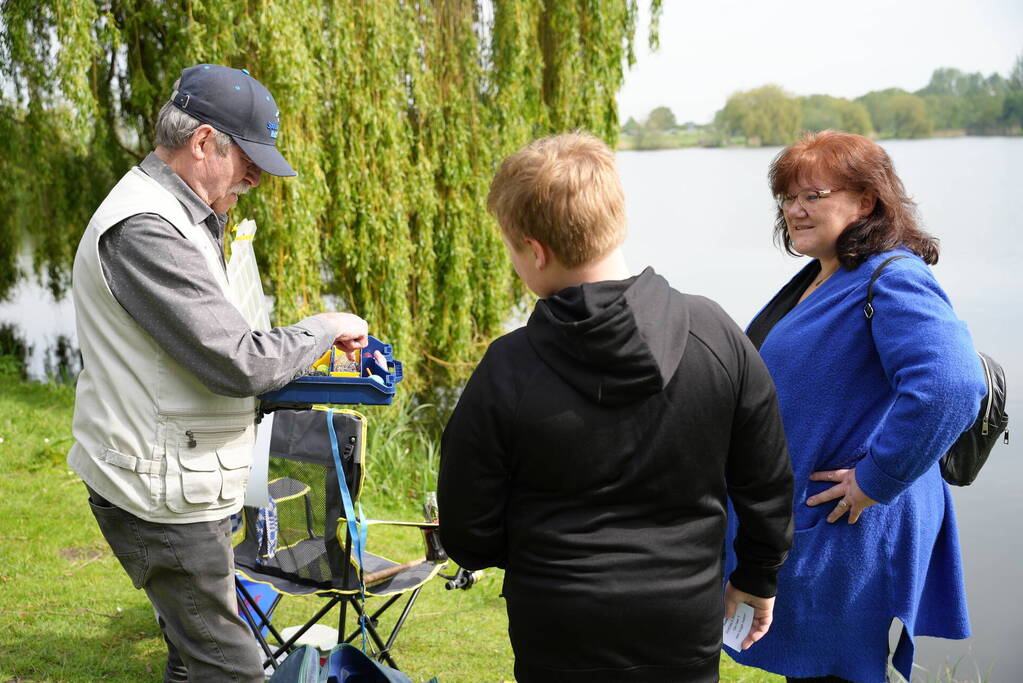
[438,268,794,682]
[746,260,820,349]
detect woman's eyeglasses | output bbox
[775,188,843,211]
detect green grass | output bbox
[0,370,778,681]
[912,655,994,683]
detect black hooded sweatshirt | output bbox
[438,268,793,682]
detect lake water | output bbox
[0,254,78,379]
[618,137,1023,680]
[1,137,1020,679]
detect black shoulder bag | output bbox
[865,255,1010,486]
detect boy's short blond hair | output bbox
[487,132,626,269]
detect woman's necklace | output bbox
[812,266,838,288]
[798,261,840,304]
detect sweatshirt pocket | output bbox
[162,414,254,514]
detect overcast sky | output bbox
[617,0,1023,125]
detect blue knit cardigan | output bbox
[724,249,986,682]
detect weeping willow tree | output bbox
[0,0,661,390]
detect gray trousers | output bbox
[85,486,263,683]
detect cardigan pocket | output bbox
[788,519,830,586]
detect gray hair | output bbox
[154,79,233,153]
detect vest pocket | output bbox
[216,437,251,502]
[179,447,220,505]
[163,418,253,514]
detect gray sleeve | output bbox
[99,214,337,397]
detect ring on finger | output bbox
[837,500,849,508]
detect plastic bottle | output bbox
[422,491,447,563]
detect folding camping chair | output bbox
[234,407,445,672]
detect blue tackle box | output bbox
[258,335,403,412]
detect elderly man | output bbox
[68,64,364,682]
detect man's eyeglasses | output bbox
[775,188,843,211]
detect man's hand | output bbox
[320,312,369,360]
[723,581,775,650]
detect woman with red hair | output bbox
[724,130,986,682]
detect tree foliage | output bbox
[714,84,801,146]
[697,50,1023,148]
[799,94,873,136]
[856,88,933,139]
[1009,53,1023,91]
[625,104,677,148]
[1002,52,1023,129]
[915,66,1013,133]
[645,105,676,131]
[0,0,661,392]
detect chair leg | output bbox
[383,586,422,654]
[236,579,285,645]
[343,598,400,669]
[340,589,422,671]
[237,577,302,669]
[251,599,290,664]
[258,594,344,669]
[236,582,279,667]
[342,594,401,644]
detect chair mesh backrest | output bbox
[236,409,364,589]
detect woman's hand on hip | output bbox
[807,467,878,524]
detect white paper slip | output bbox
[722,602,754,651]
[244,412,274,507]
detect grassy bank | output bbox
[617,127,713,150]
[0,370,777,681]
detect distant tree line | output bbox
[623,53,1023,149]
[621,105,679,148]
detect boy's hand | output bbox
[723,581,775,650]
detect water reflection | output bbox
[0,251,79,381]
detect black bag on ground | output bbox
[865,255,1010,486]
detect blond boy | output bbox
[438,133,793,682]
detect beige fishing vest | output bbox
[68,167,257,523]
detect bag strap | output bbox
[326,408,369,651]
[326,409,367,563]
[863,255,908,323]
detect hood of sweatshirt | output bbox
[525,267,690,407]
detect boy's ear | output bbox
[524,237,550,270]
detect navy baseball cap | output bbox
[171,64,296,177]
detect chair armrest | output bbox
[267,477,311,503]
[269,477,316,539]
